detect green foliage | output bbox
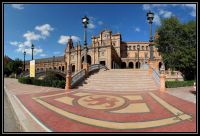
[18,76,66,89]
[165,80,194,88]
[18,77,33,84]
[155,17,196,80]
[5,58,23,76]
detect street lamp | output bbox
[82,16,89,63]
[147,10,154,61]
[53,56,55,70]
[137,44,140,69]
[31,44,34,60]
[23,51,26,73]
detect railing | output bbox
[71,64,109,88]
[152,67,160,86]
[89,64,109,74]
[71,69,86,88]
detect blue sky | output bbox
[4,3,196,60]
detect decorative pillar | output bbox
[160,64,166,92]
[148,61,153,75]
[65,64,72,90]
[65,37,73,91]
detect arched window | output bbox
[121,62,126,69]
[136,62,140,69]
[72,65,75,73]
[142,46,144,50]
[128,62,134,68]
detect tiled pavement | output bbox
[4,78,197,132]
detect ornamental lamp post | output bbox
[147,10,154,61]
[23,51,26,73]
[137,44,140,69]
[82,16,89,64]
[53,56,55,70]
[31,44,34,60]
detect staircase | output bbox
[78,69,159,92]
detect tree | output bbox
[7,58,23,76]
[155,17,196,80]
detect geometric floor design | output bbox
[17,90,196,132]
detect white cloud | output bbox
[190,10,196,17]
[135,27,140,32]
[98,21,104,25]
[184,4,196,17]
[11,4,24,10]
[16,47,43,56]
[143,4,168,11]
[184,4,196,9]
[153,14,161,26]
[159,9,173,18]
[9,41,19,46]
[152,4,168,8]
[143,4,196,18]
[10,24,53,57]
[88,23,95,29]
[23,31,41,41]
[143,4,151,10]
[35,24,54,36]
[58,35,80,45]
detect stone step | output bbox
[78,87,159,91]
[76,69,159,92]
[94,75,149,77]
[89,75,149,77]
[85,79,155,82]
[80,86,158,90]
[96,72,148,74]
[84,80,155,85]
[81,84,158,87]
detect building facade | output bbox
[64,30,162,73]
[25,30,162,73]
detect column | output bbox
[160,70,166,92]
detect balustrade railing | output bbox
[71,69,86,88]
[152,67,160,86]
[88,64,109,74]
[71,64,109,88]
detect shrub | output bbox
[18,76,66,89]
[165,80,194,88]
[18,77,33,84]
[57,80,66,88]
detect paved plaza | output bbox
[4,78,196,132]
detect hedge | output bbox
[18,77,66,89]
[165,80,194,88]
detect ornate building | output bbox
[64,29,162,73]
[25,30,162,73]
